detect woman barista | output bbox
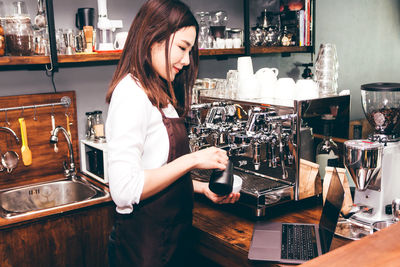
[105,0,240,266]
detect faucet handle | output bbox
[63,160,70,176]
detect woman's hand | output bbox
[205,187,241,204]
[193,180,240,204]
[191,146,228,171]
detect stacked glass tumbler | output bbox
[315,43,339,97]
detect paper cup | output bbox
[232,175,243,193]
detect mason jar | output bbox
[4,15,34,56]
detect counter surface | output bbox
[192,196,400,266]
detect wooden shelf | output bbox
[199,48,244,56]
[250,46,313,54]
[58,52,121,63]
[0,46,313,66]
[0,56,50,65]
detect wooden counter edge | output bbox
[300,222,400,267]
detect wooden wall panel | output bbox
[0,91,80,189]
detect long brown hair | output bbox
[106,0,199,115]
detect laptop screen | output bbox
[318,168,345,253]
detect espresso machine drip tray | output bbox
[191,168,294,217]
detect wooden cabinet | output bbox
[0,203,115,267]
[0,0,314,66]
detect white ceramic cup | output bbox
[225,38,233,49]
[237,56,254,77]
[216,38,225,49]
[295,79,319,100]
[238,73,259,100]
[276,78,296,99]
[256,67,279,98]
[233,37,241,48]
[114,31,128,50]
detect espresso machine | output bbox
[189,95,350,217]
[342,83,400,237]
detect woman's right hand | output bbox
[191,147,228,171]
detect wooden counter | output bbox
[192,197,350,267]
[193,197,400,266]
[300,221,400,267]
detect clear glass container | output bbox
[5,15,34,56]
[92,110,106,142]
[195,11,211,49]
[316,115,339,179]
[361,83,400,135]
[5,2,33,56]
[85,111,94,140]
[209,10,228,40]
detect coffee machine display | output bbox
[340,83,400,239]
[189,95,350,216]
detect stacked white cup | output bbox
[237,56,259,99]
[295,79,319,100]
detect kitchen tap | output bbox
[0,126,20,143]
[50,126,76,179]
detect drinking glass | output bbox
[195,12,211,49]
[315,43,339,97]
[12,1,29,17]
[226,70,238,99]
[0,1,6,26]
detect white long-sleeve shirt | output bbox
[105,74,179,214]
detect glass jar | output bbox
[4,16,34,56]
[209,10,228,41]
[92,110,106,142]
[85,111,94,140]
[195,11,211,49]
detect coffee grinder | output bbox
[343,83,400,237]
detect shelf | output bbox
[0,46,313,66]
[199,48,245,56]
[250,46,313,54]
[0,56,50,65]
[58,52,121,63]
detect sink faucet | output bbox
[50,126,76,179]
[0,126,20,144]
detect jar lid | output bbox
[361,83,400,92]
[229,28,242,33]
[85,111,93,115]
[93,110,103,114]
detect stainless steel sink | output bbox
[0,177,109,218]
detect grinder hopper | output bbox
[344,140,383,190]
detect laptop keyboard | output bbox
[281,224,318,261]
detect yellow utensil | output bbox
[65,113,72,139]
[19,117,32,166]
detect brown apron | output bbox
[108,109,194,267]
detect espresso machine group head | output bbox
[344,83,400,227]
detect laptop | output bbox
[248,168,345,264]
